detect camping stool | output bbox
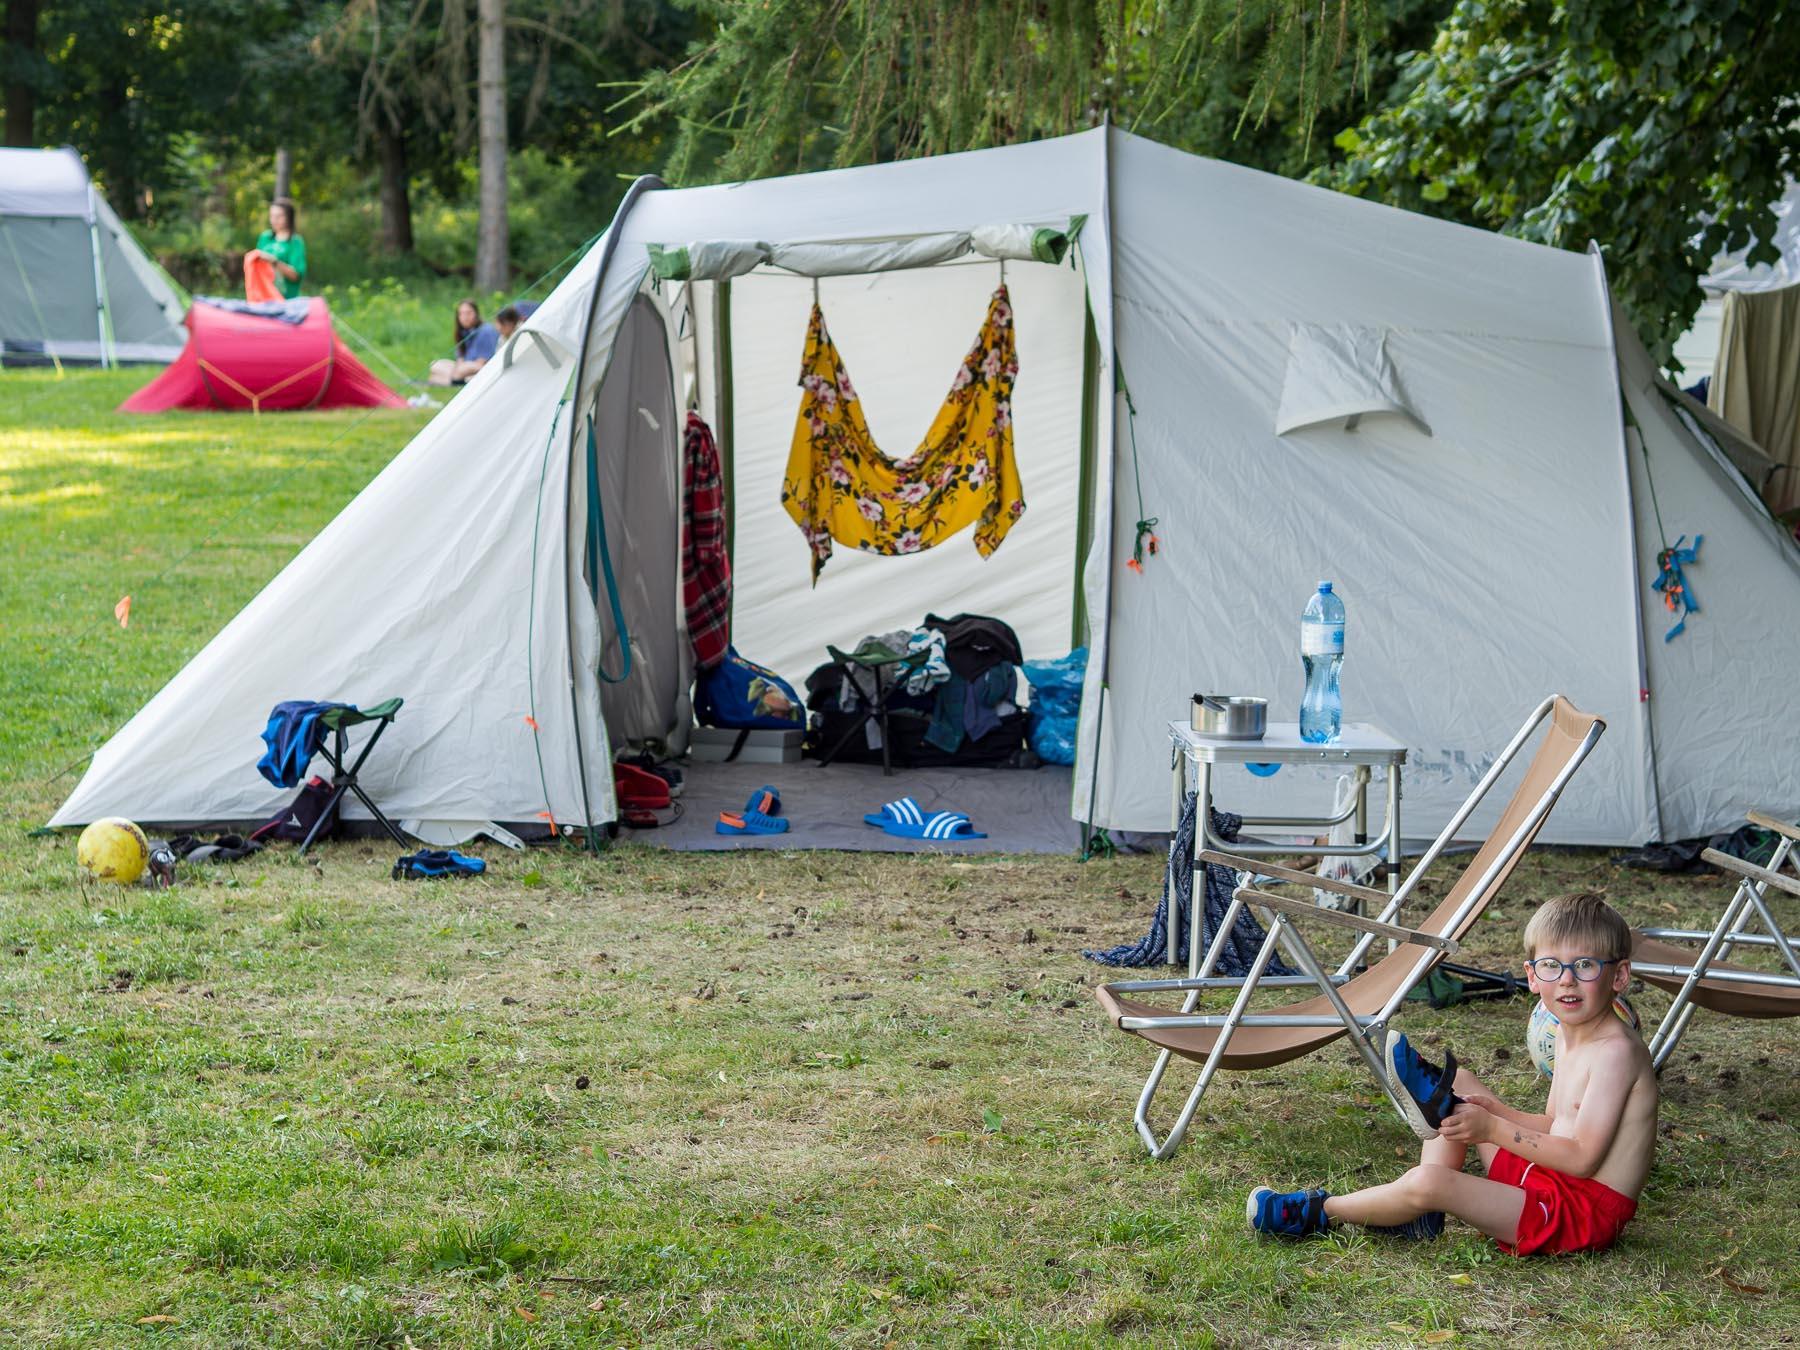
[817,642,933,776]
[299,698,409,855]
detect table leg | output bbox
[1352,765,1371,917]
[1387,764,1402,899]
[1170,743,1184,832]
[1177,759,1214,967]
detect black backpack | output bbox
[249,775,339,844]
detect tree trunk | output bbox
[375,122,414,254]
[4,0,40,147]
[98,76,137,217]
[273,147,292,200]
[474,0,508,292]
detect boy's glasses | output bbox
[1524,956,1615,982]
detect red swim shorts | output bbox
[1487,1148,1638,1255]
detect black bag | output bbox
[249,775,339,844]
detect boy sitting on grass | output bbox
[1247,892,1657,1254]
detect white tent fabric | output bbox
[0,147,187,366]
[52,128,1800,844]
[54,339,616,830]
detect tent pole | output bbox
[1588,241,1664,843]
[561,174,668,850]
[86,185,115,370]
[1072,294,1100,648]
[716,279,736,568]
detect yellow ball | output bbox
[76,818,149,885]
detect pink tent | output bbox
[121,297,406,413]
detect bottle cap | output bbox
[1318,581,1333,593]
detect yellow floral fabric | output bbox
[781,286,1026,583]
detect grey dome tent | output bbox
[0,146,187,368]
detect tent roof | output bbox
[0,146,95,218]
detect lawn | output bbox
[2,363,1797,1348]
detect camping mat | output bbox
[624,761,1081,853]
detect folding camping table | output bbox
[1166,720,1407,967]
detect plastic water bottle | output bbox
[1300,581,1345,744]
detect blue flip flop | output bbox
[863,799,987,841]
[717,807,789,835]
[745,785,782,817]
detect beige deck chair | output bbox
[1096,696,1605,1159]
[1630,811,1800,1070]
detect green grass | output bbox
[3,363,1798,1347]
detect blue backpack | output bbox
[695,647,806,730]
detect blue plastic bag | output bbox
[1022,647,1087,765]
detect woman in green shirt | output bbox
[252,198,307,299]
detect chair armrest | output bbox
[1237,886,1459,953]
[1197,850,1389,908]
[1747,810,1800,843]
[1702,848,1800,900]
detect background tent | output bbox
[51,128,1800,846]
[1669,180,1800,509]
[120,297,407,412]
[0,145,187,368]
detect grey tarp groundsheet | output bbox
[624,762,1081,852]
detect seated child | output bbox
[1247,891,1657,1255]
[494,301,537,343]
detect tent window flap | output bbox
[1275,324,1429,438]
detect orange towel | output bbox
[243,251,281,302]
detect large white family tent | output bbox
[0,146,187,367]
[51,128,1800,846]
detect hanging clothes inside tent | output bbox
[681,411,732,671]
[780,285,1027,583]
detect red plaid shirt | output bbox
[682,412,731,671]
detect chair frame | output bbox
[1101,696,1605,1159]
[815,645,932,776]
[298,704,411,855]
[1632,811,1800,1070]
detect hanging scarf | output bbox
[780,286,1026,584]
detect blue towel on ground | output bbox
[257,700,351,788]
[1083,792,1297,975]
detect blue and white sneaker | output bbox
[1364,1210,1446,1241]
[1385,1033,1462,1140]
[1246,1187,1331,1239]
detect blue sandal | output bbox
[393,850,486,880]
[717,807,789,835]
[863,799,987,841]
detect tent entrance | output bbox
[583,291,690,753]
[692,250,1093,697]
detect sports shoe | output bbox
[1363,1210,1446,1241]
[1385,1033,1462,1140]
[1246,1187,1331,1238]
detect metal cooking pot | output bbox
[1191,694,1268,740]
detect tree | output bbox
[617,0,1412,186]
[1326,0,1800,365]
[474,0,507,290]
[2,0,41,145]
[1,1,316,215]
